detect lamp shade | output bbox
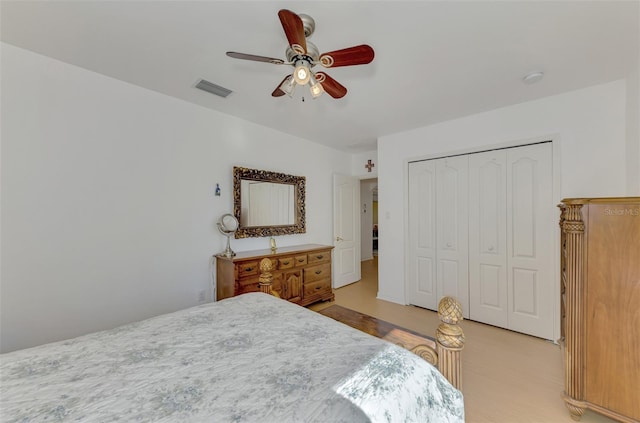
[309,75,324,98]
[279,76,297,97]
[293,64,311,85]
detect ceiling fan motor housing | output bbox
[298,13,316,38]
[286,42,319,64]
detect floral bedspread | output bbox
[0,293,464,422]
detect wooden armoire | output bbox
[559,197,640,422]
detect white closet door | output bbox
[469,150,508,327]
[436,156,470,317]
[506,143,554,339]
[407,160,437,310]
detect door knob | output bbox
[336,236,343,241]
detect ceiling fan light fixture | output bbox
[293,63,311,85]
[279,76,297,97]
[309,75,324,98]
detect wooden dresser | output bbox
[216,244,335,307]
[559,197,640,422]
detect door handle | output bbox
[336,236,343,241]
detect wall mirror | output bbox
[233,166,306,238]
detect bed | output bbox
[1,263,465,422]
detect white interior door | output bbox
[436,156,470,317]
[469,150,509,327]
[407,160,437,310]
[506,143,554,339]
[333,174,361,288]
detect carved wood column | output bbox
[561,203,587,420]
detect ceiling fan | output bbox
[226,9,375,99]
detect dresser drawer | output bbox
[304,279,331,297]
[307,250,331,265]
[238,275,281,294]
[294,255,307,267]
[278,256,295,270]
[238,281,259,295]
[238,261,260,277]
[238,275,259,287]
[304,263,331,283]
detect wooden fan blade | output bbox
[226,52,285,65]
[271,75,291,97]
[315,72,347,99]
[278,9,307,55]
[319,44,375,68]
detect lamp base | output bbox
[221,235,235,258]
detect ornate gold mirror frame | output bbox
[233,166,306,238]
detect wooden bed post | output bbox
[259,258,280,298]
[436,296,465,391]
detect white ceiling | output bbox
[2,1,638,152]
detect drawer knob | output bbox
[282,261,290,265]
[316,255,323,259]
[245,267,254,272]
[315,286,321,290]
[315,270,322,275]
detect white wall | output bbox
[377,80,633,305]
[0,43,350,353]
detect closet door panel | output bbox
[479,264,502,307]
[436,156,469,317]
[407,161,437,310]
[512,268,537,314]
[469,151,508,327]
[507,143,554,339]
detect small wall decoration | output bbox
[365,159,375,172]
[215,183,221,196]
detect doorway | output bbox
[360,178,378,261]
[332,176,378,289]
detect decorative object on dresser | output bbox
[216,244,334,307]
[233,166,306,238]
[558,197,640,422]
[216,213,239,258]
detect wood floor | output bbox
[309,257,615,423]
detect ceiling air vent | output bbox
[195,79,232,98]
